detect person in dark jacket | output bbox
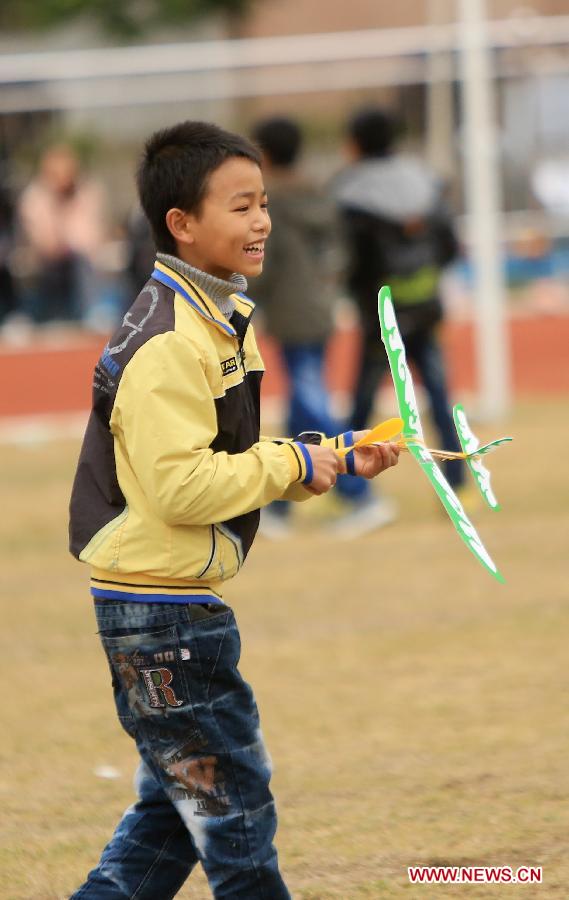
[334,106,465,490]
[0,176,20,325]
[251,116,395,537]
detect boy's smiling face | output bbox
[167,156,271,280]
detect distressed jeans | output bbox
[71,600,290,899]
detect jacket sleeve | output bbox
[111,331,307,526]
[258,436,314,502]
[260,430,355,502]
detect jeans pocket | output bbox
[103,625,191,715]
[187,603,231,624]
[189,610,240,702]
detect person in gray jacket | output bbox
[251,117,394,537]
[334,106,465,493]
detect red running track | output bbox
[0,315,567,419]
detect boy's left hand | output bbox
[338,431,400,479]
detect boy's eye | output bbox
[233,201,268,213]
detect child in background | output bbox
[251,116,394,539]
[18,144,106,324]
[334,106,465,494]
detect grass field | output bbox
[1,399,567,898]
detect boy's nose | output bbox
[255,218,270,236]
[253,210,270,234]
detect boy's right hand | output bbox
[302,444,341,495]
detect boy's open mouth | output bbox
[243,242,264,256]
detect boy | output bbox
[68,120,399,899]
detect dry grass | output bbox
[0,399,567,898]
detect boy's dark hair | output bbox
[137,120,261,254]
[348,107,399,158]
[251,117,302,168]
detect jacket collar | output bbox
[152,260,255,338]
[156,252,246,315]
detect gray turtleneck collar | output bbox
[156,253,248,320]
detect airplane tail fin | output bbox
[453,403,503,510]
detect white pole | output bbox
[426,0,454,179]
[457,0,510,420]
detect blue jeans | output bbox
[72,601,290,899]
[351,328,464,489]
[280,343,368,508]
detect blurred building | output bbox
[1,0,568,317]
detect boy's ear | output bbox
[165,208,195,246]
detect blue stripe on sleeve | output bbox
[344,430,356,475]
[294,441,314,485]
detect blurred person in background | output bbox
[125,203,156,296]
[251,116,395,538]
[17,143,107,325]
[334,106,466,498]
[0,172,20,327]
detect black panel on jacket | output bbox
[69,279,175,558]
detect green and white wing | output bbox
[452,403,508,510]
[378,286,504,584]
[474,438,513,456]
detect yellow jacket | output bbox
[69,259,335,604]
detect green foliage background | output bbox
[0,0,251,38]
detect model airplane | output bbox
[338,286,513,583]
